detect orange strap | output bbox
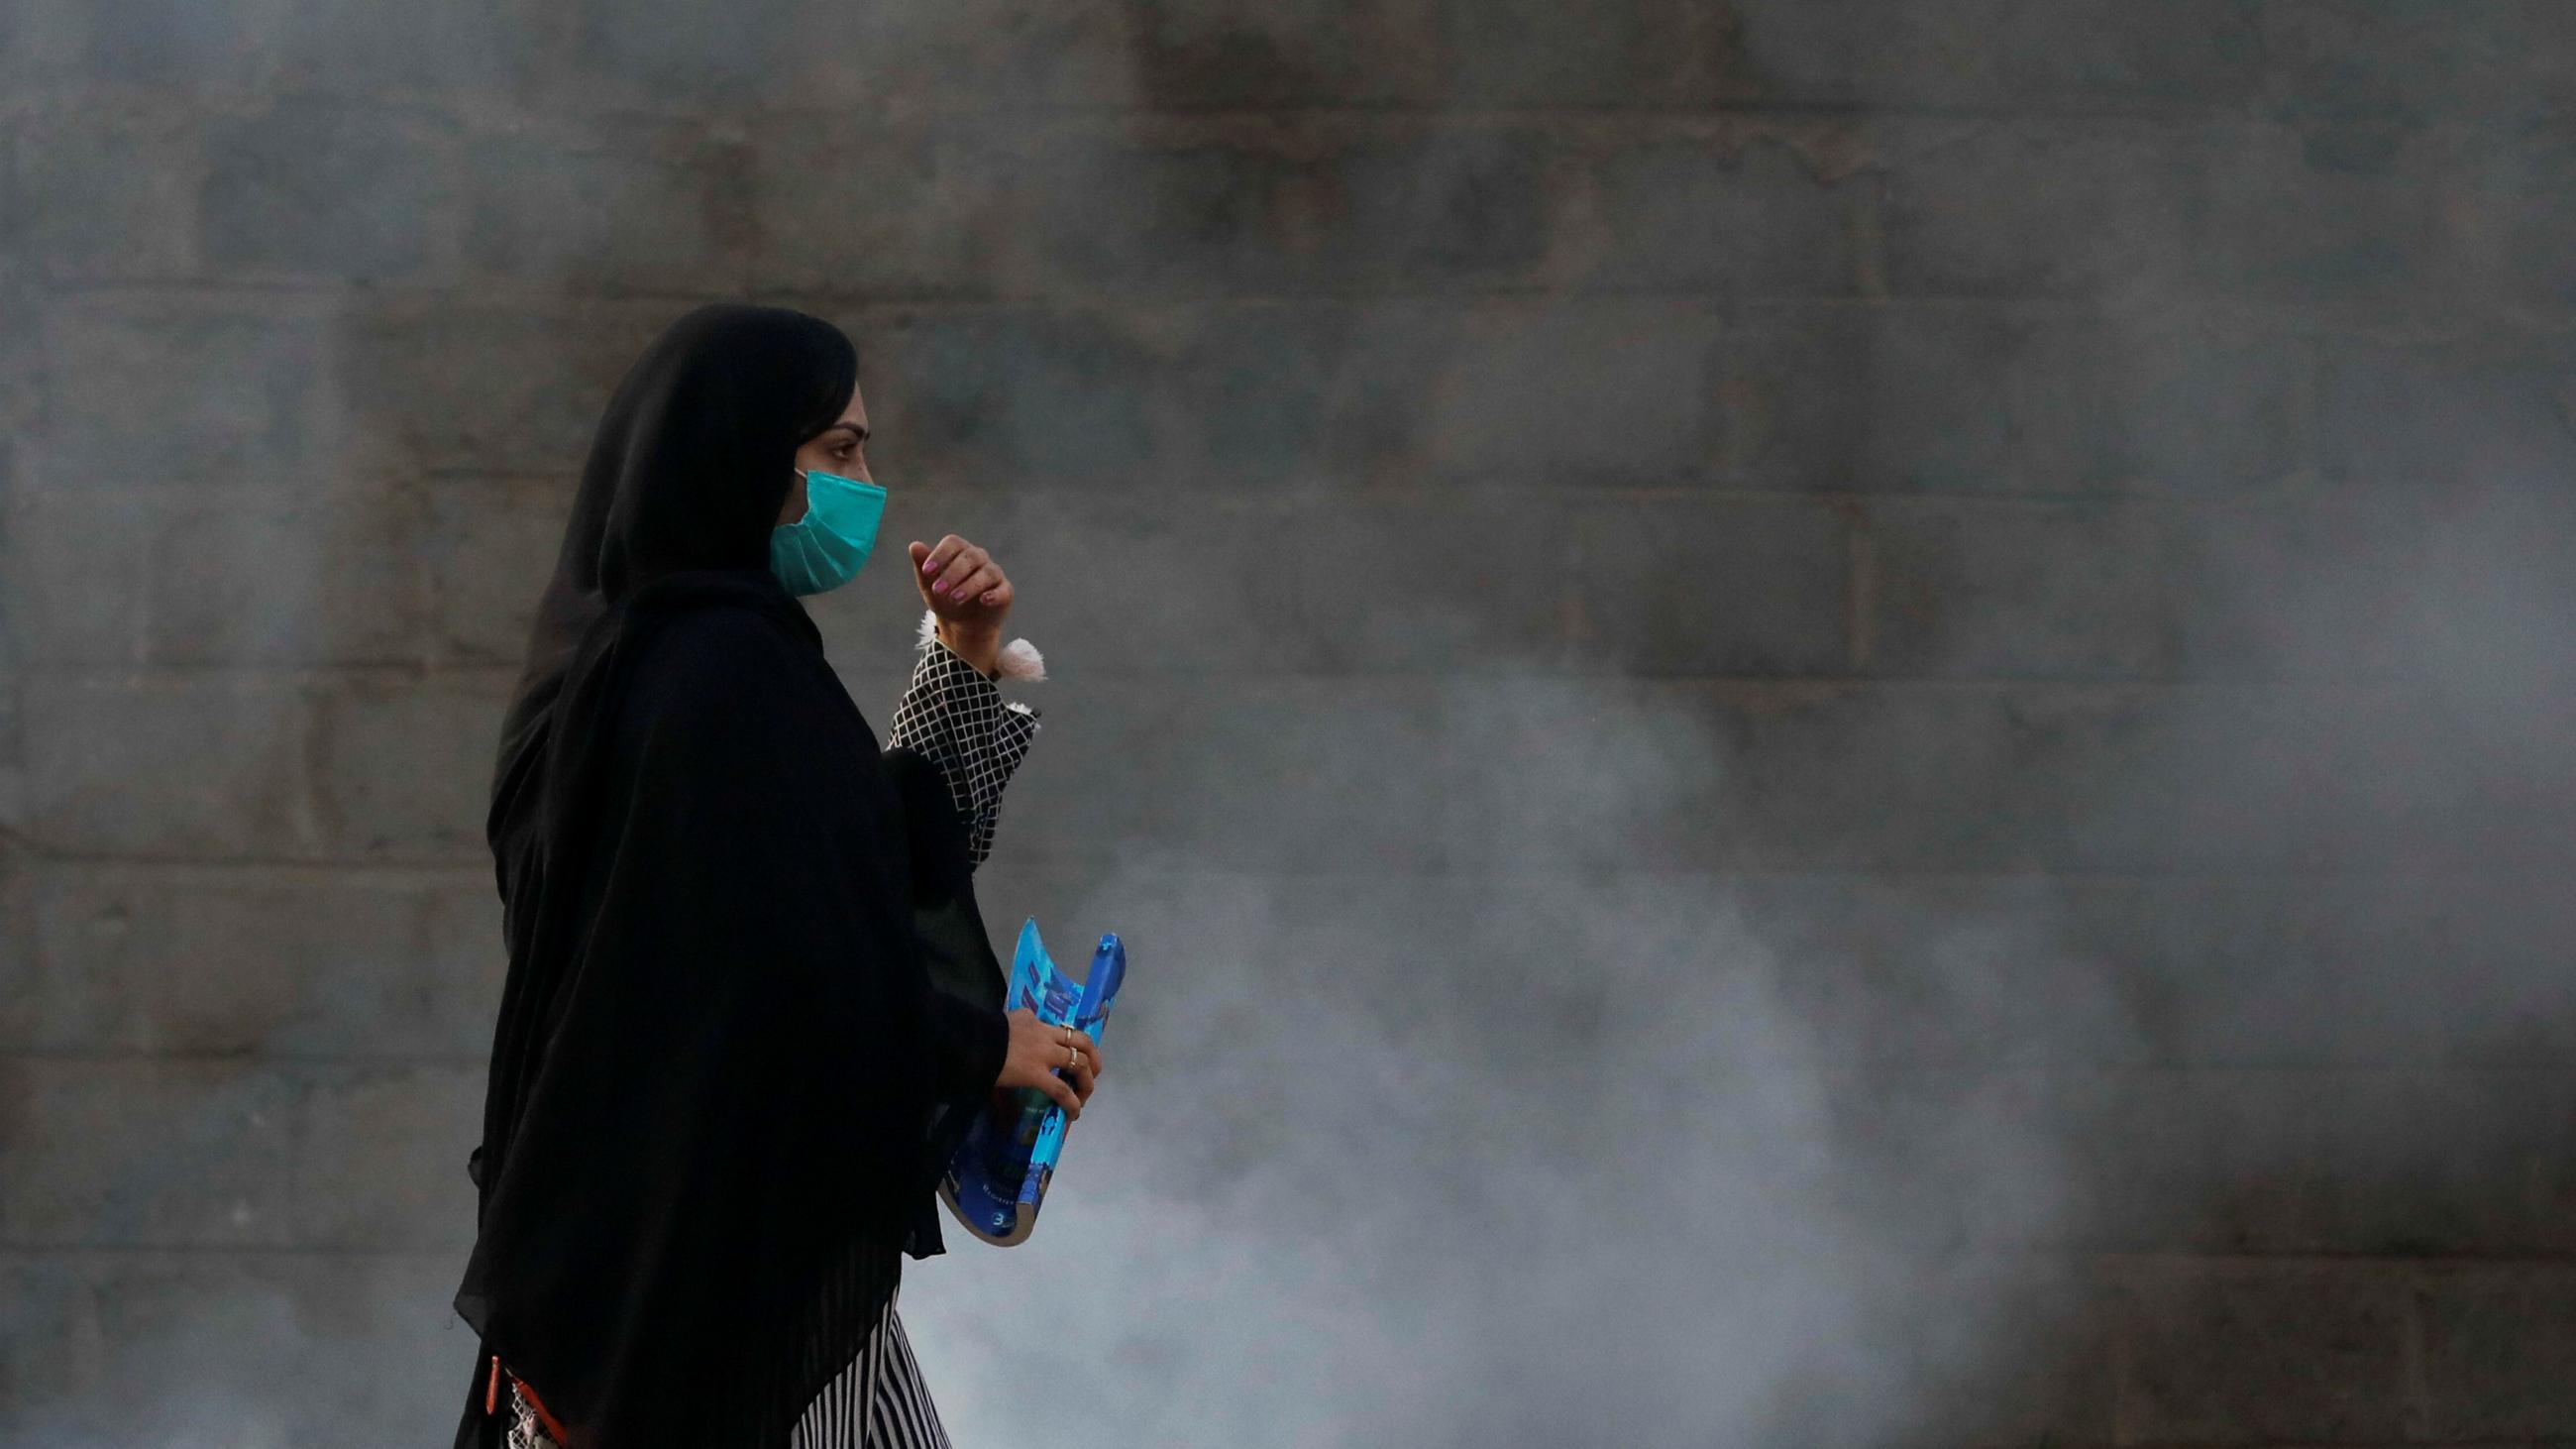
[511,1371,572,1445]
[486,1353,573,1445]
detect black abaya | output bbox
[451,304,1009,1449]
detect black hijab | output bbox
[452,303,1010,1449]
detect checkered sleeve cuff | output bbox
[886,612,1044,869]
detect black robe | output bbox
[451,304,1008,1449]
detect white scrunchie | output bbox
[917,608,1046,682]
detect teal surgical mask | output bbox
[770,467,886,597]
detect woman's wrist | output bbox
[935,620,1003,678]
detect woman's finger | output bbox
[950,564,1007,606]
[1038,1073,1081,1118]
[918,535,970,580]
[933,561,995,603]
[1059,1029,1099,1072]
[928,547,987,598]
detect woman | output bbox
[450,303,1103,1449]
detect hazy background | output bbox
[5,2,2575,1445]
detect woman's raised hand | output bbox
[911,535,1012,630]
[996,1006,1101,1119]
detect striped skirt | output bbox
[790,1284,955,1449]
[503,1284,953,1449]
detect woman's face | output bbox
[778,384,873,525]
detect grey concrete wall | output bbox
[4,2,2574,1445]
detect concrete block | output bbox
[561,0,1136,111]
[1436,0,1769,106]
[2418,1263,2576,1439]
[423,477,572,666]
[991,676,1460,873]
[136,485,430,665]
[1454,682,1950,871]
[17,863,504,1057]
[1879,118,2202,301]
[327,298,669,474]
[1662,680,2496,874]
[0,851,31,1048]
[1284,491,1573,670]
[2187,122,2442,302]
[2059,872,2576,1069]
[2011,315,2305,496]
[0,260,34,434]
[2041,681,2502,873]
[305,671,510,862]
[1029,123,1548,293]
[1751,1248,2132,1433]
[2454,128,2576,303]
[0,1058,295,1246]
[1162,302,1372,487]
[561,0,799,101]
[2170,493,2440,681]
[1724,873,2151,1068]
[12,104,200,281]
[1862,499,2186,679]
[874,296,1696,492]
[827,489,1302,675]
[465,121,743,295]
[198,100,456,283]
[34,293,330,484]
[1803,1065,2090,1250]
[0,665,17,835]
[1722,303,2015,492]
[27,669,501,863]
[1096,299,1495,491]
[1027,129,1316,295]
[2253,0,2576,129]
[803,0,1137,111]
[865,308,1165,486]
[1578,135,1860,296]
[38,0,279,88]
[747,118,1020,300]
[1872,1255,2122,1448]
[272,0,538,98]
[2305,1071,2576,1257]
[2316,335,2576,491]
[1728,0,2264,111]
[0,1259,96,1434]
[0,1250,467,1442]
[1571,496,1848,674]
[2054,1069,2576,1256]
[1332,128,1549,281]
[2121,1261,2415,1443]
[2163,491,2576,866]
[288,1061,482,1249]
[1124,0,1437,108]
[1422,298,1720,481]
[3,487,153,664]
[1431,675,1733,871]
[21,672,317,858]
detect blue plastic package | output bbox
[938,917,1126,1247]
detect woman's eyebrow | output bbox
[829,422,871,444]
